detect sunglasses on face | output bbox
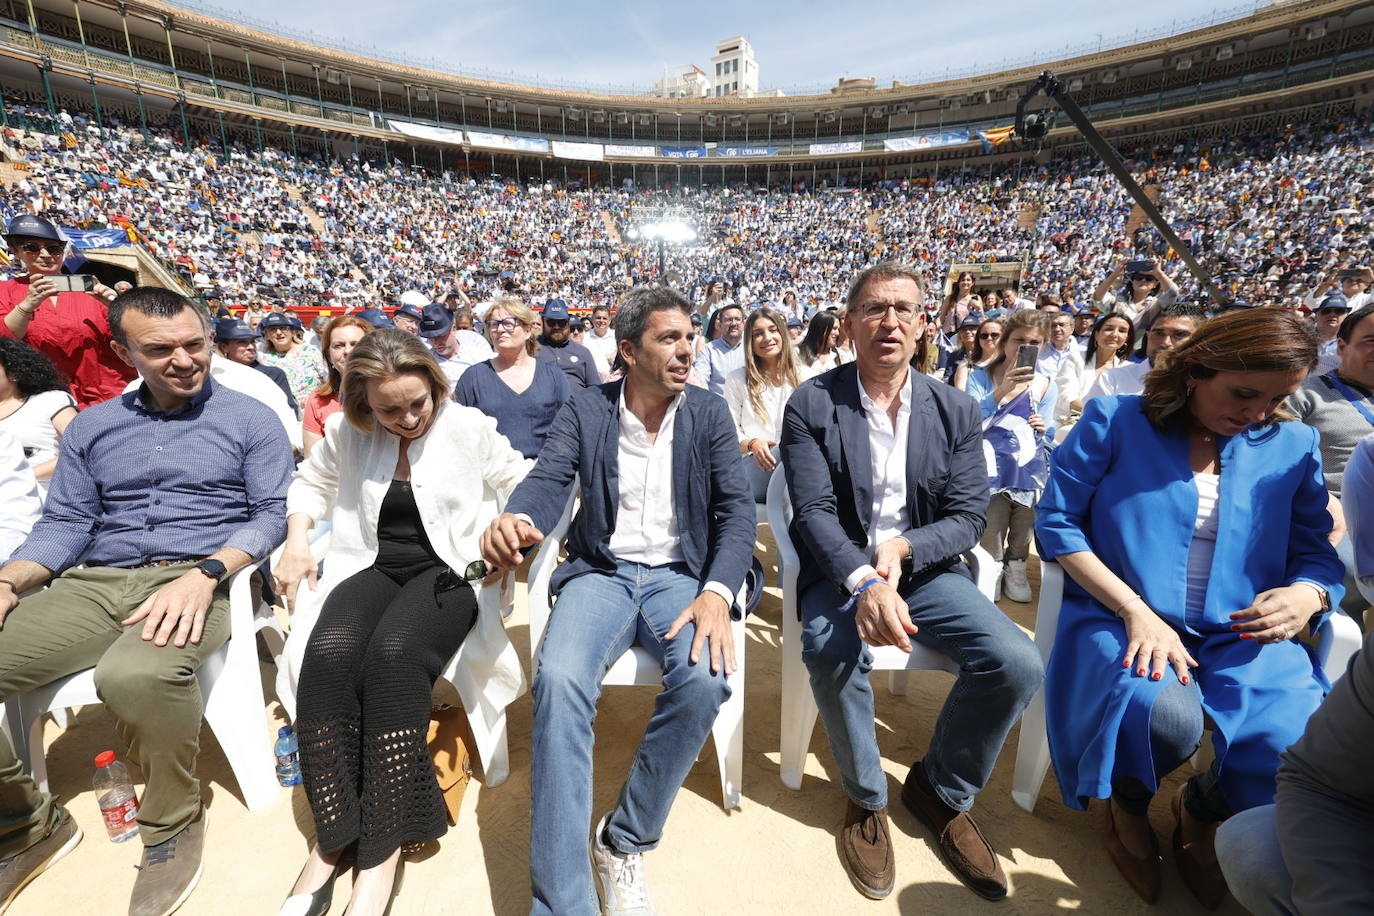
[978,332,1002,340]
[19,242,63,255]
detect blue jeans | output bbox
[1216,805,1295,916]
[801,566,1042,811]
[530,561,732,916]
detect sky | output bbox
[182,0,1264,95]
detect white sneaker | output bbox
[590,814,655,916]
[1003,559,1032,603]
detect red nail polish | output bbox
[1182,676,1190,685]
[1239,633,1253,640]
[1230,624,1241,631]
[1151,672,1162,681]
[1137,668,1145,676]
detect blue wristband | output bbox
[840,577,881,613]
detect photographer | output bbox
[0,215,133,407]
[1304,263,1372,312]
[1091,257,1179,328]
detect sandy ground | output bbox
[14,533,1248,916]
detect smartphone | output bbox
[1015,344,1039,371]
[1125,259,1155,274]
[48,274,94,293]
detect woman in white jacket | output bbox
[724,307,801,502]
[273,329,531,916]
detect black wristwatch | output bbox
[194,559,228,584]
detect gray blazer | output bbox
[779,363,990,596]
[505,379,756,602]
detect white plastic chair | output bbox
[276,528,515,787]
[767,466,1000,791]
[526,485,748,810]
[14,559,280,812]
[1009,558,1365,814]
[1340,490,1374,607]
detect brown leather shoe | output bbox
[1103,798,1162,903]
[900,761,1008,900]
[1171,786,1227,910]
[839,800,894,900]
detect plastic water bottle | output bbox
[274,725,302,787]
[92,750,139,843]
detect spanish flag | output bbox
[978,125,1016,151]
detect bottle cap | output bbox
[94,750,116,767]
[277,725,293,738]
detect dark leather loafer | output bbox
[839,800,895,900]
[901,761,1008,901]
[1103,798,1161,903]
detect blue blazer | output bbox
[779,363,990,596]
[505,379,756,602]
[1034,395,1344,812]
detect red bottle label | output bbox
[100,796,139,834]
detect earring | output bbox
[1186,384,1195,398]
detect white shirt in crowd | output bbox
[583,327,619,369]
[722,367,793,444]
[1304,288,1373,310]
[1083,359,1152,403]
[0,430,41,565]
[606,387,734,607]
[432,329,495,390]
[846,372,914,592]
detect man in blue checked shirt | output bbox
[0,287,292,916]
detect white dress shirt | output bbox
[846,373,914,592]
[607,387,734,606]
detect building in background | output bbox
[710,36,758,97]
[649,64,710,99]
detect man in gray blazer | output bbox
[780,262,1043,902]
[481,285,754,916]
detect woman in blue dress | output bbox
[1034,308,1343,909]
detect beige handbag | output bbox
[427,705,474,826]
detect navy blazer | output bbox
[505,379,756,602]
[779,364,990,596]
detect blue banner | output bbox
[883,131,970,152]
[661,146,707,159]
[62,228,130,249]
[715,145,778,158]
[981,391,1048,493]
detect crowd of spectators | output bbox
[0,96,1368,318]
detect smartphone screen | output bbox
[49,274,93,294]
[1015,344,1039,370]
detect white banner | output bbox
[604,144,657,158]
[465,131,551,153]
[550,140,605,161]
[809,140,863,156]
[387,119,466,145]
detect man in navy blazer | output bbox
[780,262,1043,902]
[481,285,754,916]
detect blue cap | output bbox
[957,314,982,330]
[690,313,702,325]
[542,299,570,321]
[1225,299,1256,310]
[418,303,453,338]
[4,214,62,241]
[214,318,258,340]
[786,316,802,328]
[394,302,424,321]
[355,308,395,328]
[568,316,585,331]
[1318,293,1350,312]
[258,312,295,331]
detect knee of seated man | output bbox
[664,655,731,706]
[984,634,1044,698]
[532,651,600,706]
[94,652,192,713]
